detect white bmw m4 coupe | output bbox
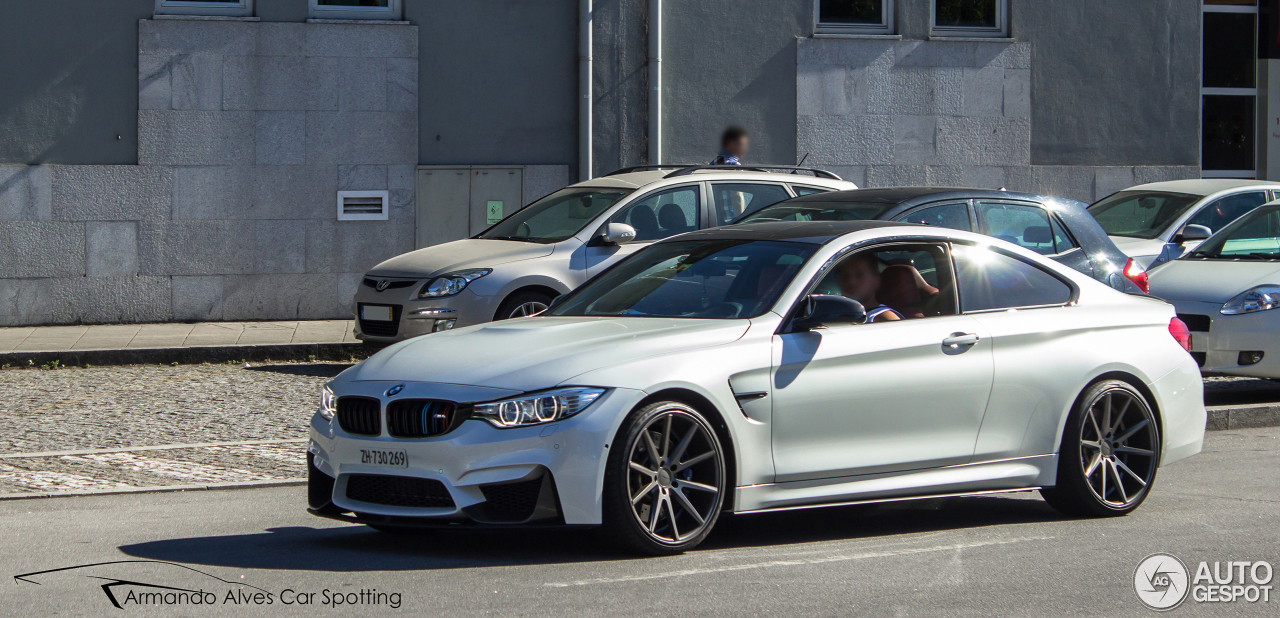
[307,221,1206,555]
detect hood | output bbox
[1108,235,1166,255]
[1148,260,1280,303]
[365,239,555,278]
[339,317,750,391]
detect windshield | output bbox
[736,201,894,224]
[548,239,817,319]
[478,187,633,243]
[1087,191,1201,239]
[1184,206,1280,260]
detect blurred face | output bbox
[837,255,880,305]
[726,135,749,157]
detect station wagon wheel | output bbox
[1041,380,1161,517]
[603,401,726,555]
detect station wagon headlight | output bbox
[319,385,337,420]
[472,387,606,428]
[1221,285,1280,315]
[418,269,492,298]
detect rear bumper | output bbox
[1147,354,1207,466]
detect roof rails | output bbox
[603,164,844,181]
[663,165,843,180]
[603,164,696,177]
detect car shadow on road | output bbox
[118,493,1068,571]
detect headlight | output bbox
[418,269,492,298]
[472,387,605,428]
[319,385,336,420]
[1221,285,1280,315]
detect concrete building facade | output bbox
[0,0,1209,326]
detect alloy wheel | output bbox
[1078,387,1158,508]
[509,301,548,318]
[625,408,724,545]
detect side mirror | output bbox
[790,295,866,332]
[599,223,637,245]
[1177,224,1212,242]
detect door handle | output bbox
[942,332,980,350]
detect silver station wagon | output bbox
[350,166,856,343]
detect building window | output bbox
[931,0,1008,38]
[1202,0,1258,178]
[308,0,403,21]
[815,0,894,35]
[155,0,253,17]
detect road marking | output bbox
[544,536,1053,587]
[0,438,307,459]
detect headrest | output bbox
[659,203,687,230]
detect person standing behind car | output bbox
[711,126,750,218]
[710,126,749,165]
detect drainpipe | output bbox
[579,0,593,180]
[648,0,662,165]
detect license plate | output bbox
[359,448,408,468]
[361,305,393,321]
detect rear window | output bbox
[737,201,894,224]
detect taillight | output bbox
[1169,317,1191,352]
[1123,258,1149,293]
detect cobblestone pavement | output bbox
[0,362,347,496]
[0,363,1277,497]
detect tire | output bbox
[1041,379,1161,518]
[495,290,555,320]
[601,401,727,555]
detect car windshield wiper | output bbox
[1247,252,1280,260]
[482,235,539,243]
[1183,250,1216,259]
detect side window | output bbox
[608,185,700,242]
[953,245,1073,312]
[812,243,958,321]
[711,183,792,224]
[976,202,1056,256]
[1185,191,1268,235]
[896,202,972,231]
[1049,215,1079,253]
[791,185,831,197]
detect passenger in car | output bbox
[877,264,938,319]
[836,254,902,323]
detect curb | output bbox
[0,342,369,368]
[0,478,306,501]
[1206,403,1280,431]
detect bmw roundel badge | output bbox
[386,384,404,397]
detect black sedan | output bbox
[737,187,1149,293]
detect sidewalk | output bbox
[0,320,363,366]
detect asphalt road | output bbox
[3,428,1277,617]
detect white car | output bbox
[1149,200,1280,378]
[351,165,855,343]
[308,221,1206,554]
[1088,179,1280,269]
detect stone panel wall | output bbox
[796,37,1197,203]
[0,19,419,326]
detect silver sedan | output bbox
[309,221,1206,554]
[1149,201,1280,378]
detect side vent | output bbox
[337,190,389,221]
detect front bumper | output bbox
[351,281,500,343]
[1169,299,1280,379]
[307,383,644,526]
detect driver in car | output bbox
[836,253,902,323]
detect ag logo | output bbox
[1135,553,1190,611]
